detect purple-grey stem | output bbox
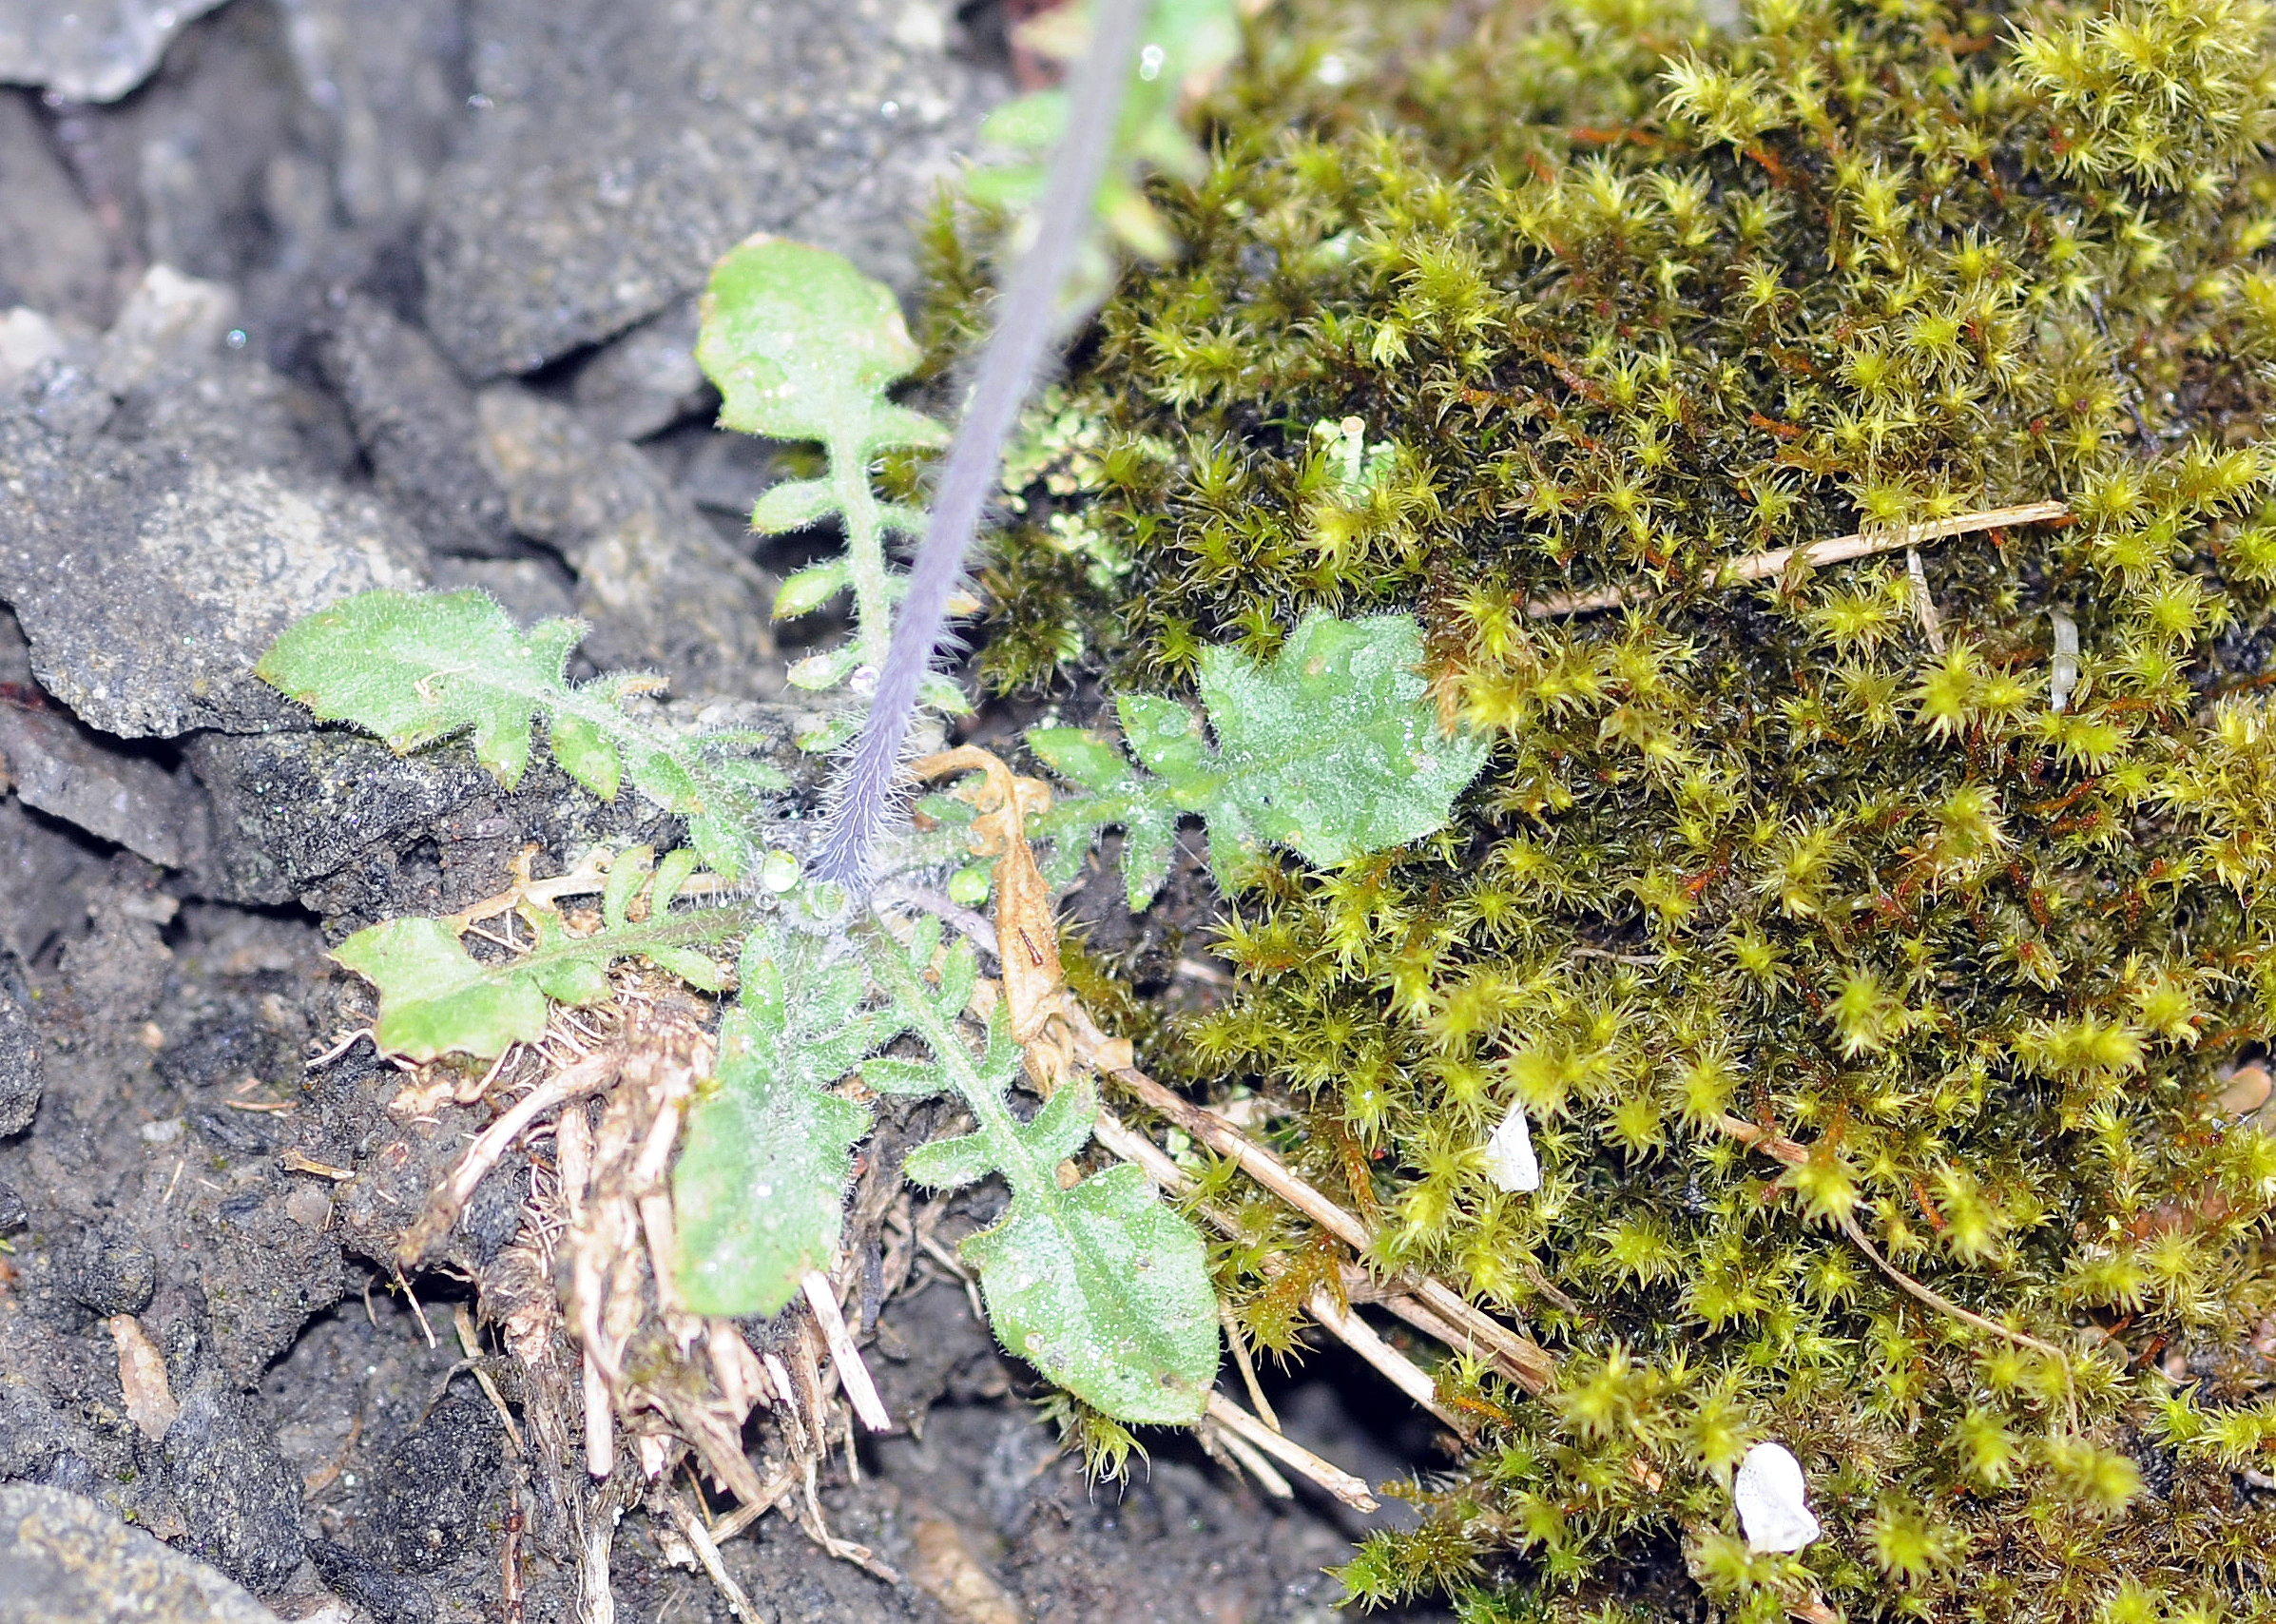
[814,0,1148,893]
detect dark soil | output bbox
[0,3,1451,1619]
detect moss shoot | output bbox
[953,0,2276,1617]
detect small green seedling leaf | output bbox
[866,931,1219,1426]
[698,237,944,457]
[697,237,954,696]
[673,923,913,1318]
[334,885,739,1062]
[258,590,787,880]
[1030,611,1490,906]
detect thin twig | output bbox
[1070,1004,1556,1393]
[1201,1417,1295,1498]
[1307,1289,1467,1432]
[662,1495,764,1624]
[1527,501,2071,617]
[1715,1114,2068,1360]
[1206,1393,1378,1511]
[800,1269,892,1432]
[397,1050,621,1267]
[1219,1297,1281,1432]
[706,1462,800,1543]
[453,1305,528,1456]
[1838,1215,2068,1362]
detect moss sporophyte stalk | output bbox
[257,0,2276,1616]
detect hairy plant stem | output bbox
[815,0,1147,893]
[829,426,894,675]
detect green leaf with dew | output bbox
[866,928,1218,1425]
[1029,611,1489,907]
[333,887,738,1063]
[672,923,913,1318]
[258,590,786,880]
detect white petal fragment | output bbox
[1735,1440,1821,1554]
[1483,1105,1540,1193]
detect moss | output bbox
[955,0,2276,1615]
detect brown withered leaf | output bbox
[914,746,1071,1088]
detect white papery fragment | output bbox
[1483,1104,1540,1192]
[1734,1440,1822,1554]
[2050,610,2080,714]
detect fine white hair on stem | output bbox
[812,0,1148,896]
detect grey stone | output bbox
[420,0,1003,378]
[276,0,467,230]
[0,0,229,104]
[476,386,777,701]
[570,295,712,443]
[159,1372,306,1595]
[0,1484,279,1623]
[0,309,75,393]
[0,943,34,1136]
[315,293,514,558]
[426,555,576,628]
[0,797,102,966]
[360,1387,502,1574]
[0,697,203,868]
[0,407,425,739]
[95,263,237,397]
[185,730,489,908]
[0,94,113,328]
[58,1225,156,1317]
[0,1181,23,1232]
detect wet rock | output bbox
[460,1151,524,1266]
[477,386,776,700]
[0,1,229,104]
[315,293,515,558]
[58,1225,156,1317]
[0,308,71,391]
[276,0,467,231]
[159,1370,306,1595]
[0,943,37,1136]
[179,1184,350,1384]
[570,295,711,443]
[83,7,321,296]
[0,694,203,868]
[0,1483,279,1623]
[305,1541,435,1624]
[0,94,113,327]
[185,730,490,908]
[0,406,425,739]
[420,0,1003,378]
[0,1382,63,1479]
[94,263,238,397]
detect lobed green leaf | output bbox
[1030,611,1489,906]
[673,924,909,1318]
[257,590,787,879]
[334,893,739,1063]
